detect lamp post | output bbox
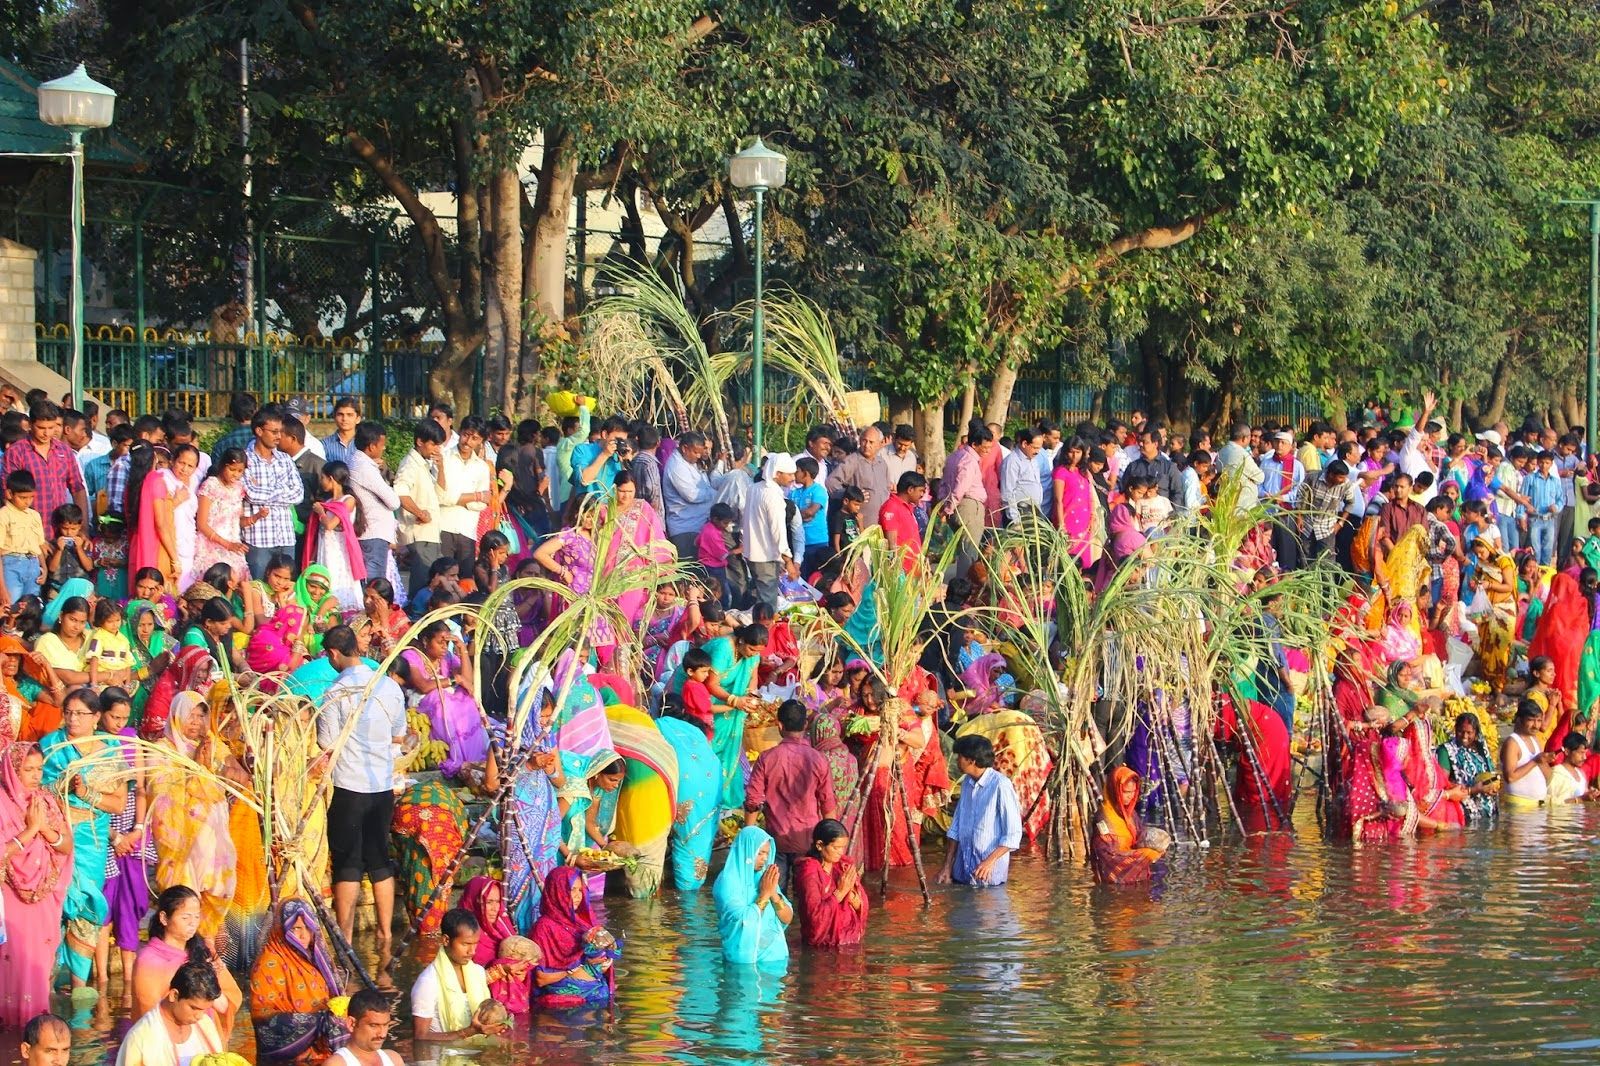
[37,63,116,410]
[729,137,787,460]
[1561,198,1600,457]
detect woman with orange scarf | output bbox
[250,898,350,1063]
[1091,766,1167,884]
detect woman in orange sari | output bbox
[1091,765,1168,884]
[249,898,350,1064]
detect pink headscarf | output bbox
[0,742,69,900]
[460,876,518,967]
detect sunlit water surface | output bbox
[24,804,1600,1064]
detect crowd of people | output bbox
[0,377,1591,1062]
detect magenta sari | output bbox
[608,501,671,630]
[0,743,71,1027]
[1053,466,1093,565]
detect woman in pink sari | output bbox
[606,472,672,633]
[1051,437,1094,566]
[0,741,72,1027]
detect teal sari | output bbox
[659,717,720,891]
[39,728,112,983]
[712,825,789,969]
[705,635,761,810]
[558,748,624,854]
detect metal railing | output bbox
[35,324,435,418]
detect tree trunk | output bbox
[888,395,914,427]
[1474,335,1516,429]
[1137,332,1168,433]
[917,401,947,490]
[485,167,524,416]
[428,336,479,410]
[1562,387,1582,432]
[984,358,1020,430]
[530,135,575,329]
[957,374,977,434]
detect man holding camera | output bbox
[571,415,632,500]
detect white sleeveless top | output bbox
[1507,733,1548,801]
[333,1049,404,1066]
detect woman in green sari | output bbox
[293,564,342,655]
[121,600,172,723]
[702,624,769,811]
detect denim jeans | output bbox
[359,538,391,585]
[1530,516,1557,566]
[1496,514,1520,553]
[747,560,781,611]
[247,544,292,579]
[1,554,40,601]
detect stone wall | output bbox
[0,238,35,365]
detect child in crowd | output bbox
[84,598,135,688]
[829,486,865,559]
[790,456,830,578]
[410,557,462,619]
[89,513,129,601]
[0,469,46,608]
[698,502,737,608]
[679,646,715,738]
[47,504,94,596]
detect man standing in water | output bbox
[938,735,1022,887]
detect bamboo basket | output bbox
[845,390,881,428]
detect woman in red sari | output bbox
[792,819,868,947]
[1400,712,1467,829]
[862,692,951,871]
[1530,571,1588,751]
[1213,693,1292,833]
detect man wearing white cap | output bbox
[744,453,798,610]
[1258,430,1304,569]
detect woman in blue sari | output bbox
[492,666,569,933]
[40,687,118,988]
[659,716,719,891]
[713,825,792,969]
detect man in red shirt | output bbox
[879,471,928,573]
[2,401,87,540]
[745,699,837,888]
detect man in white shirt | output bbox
[743,453,798,610]
[348,421,402,582]
[881,424,920,489]
[663,431,728,559]
[409,909,505,1045]
[395,417,446,592]
[318,625,407,943]
[999,427,1045,525]
[438,415,492,567]
[1398,389,1440,503]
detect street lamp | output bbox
[729,137,787,460]
[38,63,116,409]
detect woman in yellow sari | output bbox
[1470,537,1518,697]
[149,690,243,943]
[1371,524,1430,639]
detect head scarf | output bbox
[122,600,171,662]
[0,742,69,900]
[530,866,598,971]
[164,690,209,761]
[809,711,845,752]
[43,577,94,628]
[712,825,787,967]
[1100,765,1143,851]
[461,876,518,967]
[294,564,336,614]
[250,898,341,1015]
[0,633,28,700]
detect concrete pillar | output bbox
[0,239,36,365]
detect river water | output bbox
[37,803,1600,1065]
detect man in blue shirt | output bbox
[1524,450,1563,566]
[570,415,630,499]
[938,735,1022,887]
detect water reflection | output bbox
[35,805,1600,1064]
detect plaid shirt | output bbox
[3,439,85,539]
[242,445,304,548]
[1295,474,1348,540]
[106,454,130,517]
